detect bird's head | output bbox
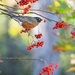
[34,17,42,23]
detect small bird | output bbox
[0,8,42,32]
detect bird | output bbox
[0,8,42,32]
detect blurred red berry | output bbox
[17,0,38,6]
[55,64,59,69]
[35,33,42,39]
[71,31,75,38]
[51,68,54,71]
[40,41,44,47]
[51,62,55,66]
[27,46,32,50]
[51,71,54,74]
[39,72,43,75]
[53,21,67,29]
[17,0,38,15]
[44,20,46,22]
[40,63,59,75]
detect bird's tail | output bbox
[0,4,15,10]
[0,8,17,18]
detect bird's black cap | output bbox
[34,17,42,23]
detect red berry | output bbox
[51,71,54,74]
[31,44,35,48]
[53,21,67,29]
[35,33,42,39]
[44,20,46,22]
[40,63,59,75]
[55,64,58,69]
[51,68,54,71]
[51,62,55,66]
[71,31,75,38]
[40,41,44,47]
[27,46,32,50]
[39,72,43,75]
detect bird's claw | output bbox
[20,29,26,33]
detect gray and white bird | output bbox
[0,7,42,32]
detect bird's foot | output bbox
[20,29,30,34]
[20,29,26,33]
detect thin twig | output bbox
[30,9,56,15]
[0,4,74,26]
[0,57,48,65]
[0,57,39,60]
[0,4,56,15]
[15,0,18,3]
[0,57,46,63]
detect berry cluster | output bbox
[27,33,44,50]
[35,33,42,39]
[17,0,38,6]
[39,62,59,75]
[53,21,67,29]
[71,31,75,38]
[27,41,44,50]
[16,0,38,15]
[22,5,31,15]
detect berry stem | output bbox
[15,0,18,3]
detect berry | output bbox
[71,31,75,38]
[17,0,38,15]
[31,44,35,48]
[40,41,44,47]
[39,72,43,75]
[27,41,44,50]
[35,33,42,39]
[51,71,54,74]
[27,46,32,50]
[44,20,46,22]
[51,62,55,66]
[53,21,67,29]
[17,0,38,6]
[55,64,58,69]
[40,63,59,75]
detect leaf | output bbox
[53,46,65,52]
[65,44,72,50]
[54,0,60,7]
[66,67,75,72]
[72,13,75,18]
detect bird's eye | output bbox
[39,18,41,21]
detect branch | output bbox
[0,4,74,26]
[15,0,18,3]
[0,57,47,64]
[30,9,56,15]
[0,4,56,15]
[27,12,58,22]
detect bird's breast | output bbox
[22,22,38,30]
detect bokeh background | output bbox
[0,0,75,75]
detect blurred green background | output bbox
[0,0,33,75]
[0,0,75,75]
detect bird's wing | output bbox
[15,16,38,25]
